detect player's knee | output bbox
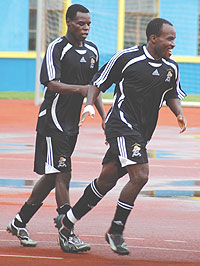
[97,175,118,194]
[136,173,148,187]
[140,174,149,186]
[56,172,71,188]
[129,170,149,187]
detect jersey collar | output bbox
[143,45,162,62]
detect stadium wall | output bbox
[0,0,29,51]
[0,0,199,96]
[159,0,199,56]
[159,0,200,95]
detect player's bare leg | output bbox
[119,163,149,203]
[7,174,56,246]
[96,161,120,193]
[54,172,91,253]
[55,172,71,207]
[27,174,56,205]
[106,163,149,255]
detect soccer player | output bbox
[7,4,105,252]
[54,18,187,255]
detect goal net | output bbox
[34,0,158,104]
[33,0,200,106]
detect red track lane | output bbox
[0,100,200,266]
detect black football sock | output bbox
[63,179,106,228]
[56,203,71,215]
[108,200,134,234]
[14,202,43,227]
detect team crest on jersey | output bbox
[165,69,173,82]
[131,143,142,157]
[90,56,96,69]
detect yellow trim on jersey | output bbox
[62,0,71,36]
[117,0,125,51]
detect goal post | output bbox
[34,0,67,106]
[34,0,43,106]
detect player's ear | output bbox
[150,34,158,44]
[66,18,71,27]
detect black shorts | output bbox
[34,132,78,175]
[102,136,148,178]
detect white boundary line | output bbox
[92,243,200,253]
[0,254,63,260]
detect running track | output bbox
[0,100,200,266]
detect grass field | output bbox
[0,91,200,102]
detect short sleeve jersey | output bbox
[92,45,186,142]
[37,36,99,136]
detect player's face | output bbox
[154,23,176,59]
[67,12,91,43]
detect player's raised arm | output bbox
[79,85,101,126]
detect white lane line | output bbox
[38,233,145,241]
[1,239,200,254]
[1,240,199,254]
[0,158,33,161]
[128,245,200,253]
[126,237,145,240]
[0,254,63,260]
[151,164,200,169]
[93,243,200,253]
[0,236,188,244]
[164,240,186,243]
[0,239,57,244]
[1,231,188,242]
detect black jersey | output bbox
[37,36,99,136]
[92,45,186,142]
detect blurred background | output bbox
[0,0,199,103]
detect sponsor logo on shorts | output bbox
[58,156,67,169]
[132,143,142,157]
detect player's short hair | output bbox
[66,4,89,21]
[146,18,173,41]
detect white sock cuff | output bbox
[117,200,133,211]
[67,209,78,224]
[15,213,23,223]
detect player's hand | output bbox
[79,105,95,127]
[101,119,105,131]
[177,115,187,134]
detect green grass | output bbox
[0,91,35,99]
[0,91,200,102]
[103,93,200,102]
[182,94,200,102]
